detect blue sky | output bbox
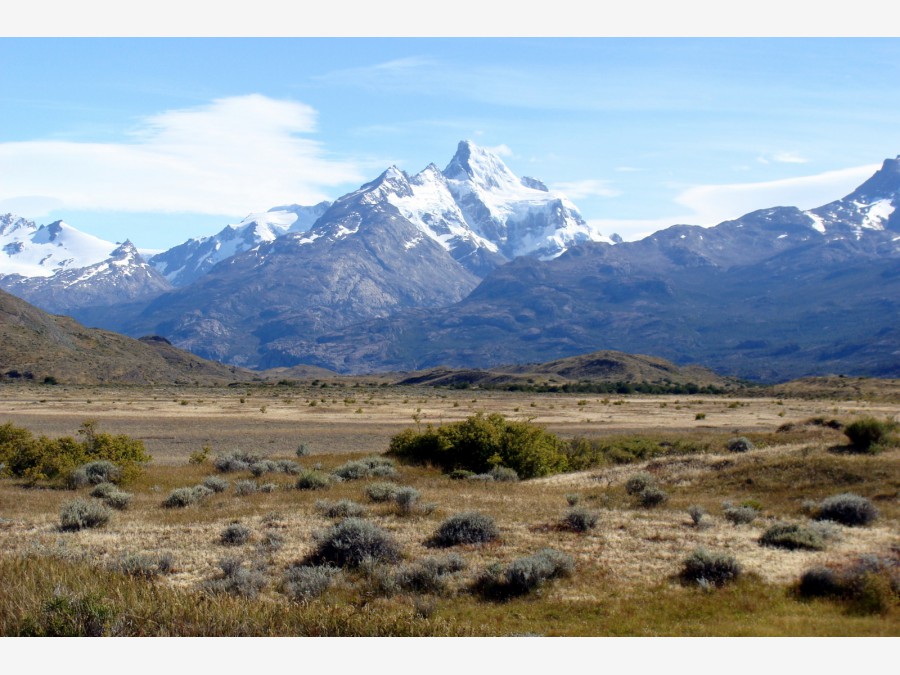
[2,35,900,249]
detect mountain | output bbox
[0,288,253,385]
[99,141,608,367]
[275,157,900,381]
[149,202,331,287]
[1,240,172,314]
[0,214,118,277]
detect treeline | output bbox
[447,380,729,395]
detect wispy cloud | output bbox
[0,95,365,218]
[553,179,620,199]
[757,151,810,165]
[590,163,880,241]
[675,164,879,224]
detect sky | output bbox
[2,13,900,250]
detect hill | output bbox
[0,289,254,385]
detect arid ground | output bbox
[1,382,897,636]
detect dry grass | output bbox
[1,383,898,635]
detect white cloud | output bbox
[485,143,513,157]
[675,164,879,225]
[552,179,620,199]
[589,163,881,242]
[757,151,810,165]
[0,94,365,218]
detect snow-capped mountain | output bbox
[442,140,612,261]
[0,238,171,314]
[149,201,330,286]
[364,141,611,276]
[0,214,119,277]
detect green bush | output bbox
[843,417,897,452]
[59,499,111,531]
[90,482,117,498]
[723,505,759,525]
[388,413,567,479]
[759,522,826,551]
[429,512,499,547]
[19,589,115,636]
[0,421,150,486]
[202,476,229,493]
[680,548,742,587]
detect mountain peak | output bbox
[443,140,518,190]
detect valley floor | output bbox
[0,382,897,636]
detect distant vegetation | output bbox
[0,420,151,486]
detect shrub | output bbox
[726,437,755,453]
[816,493,878,527]
[115,552,175,579]
[90,482,117,498]
[249,460,279,477]
[797,567,843,598]
[624,472,655,496]
[220,523,251,546]
[277,460,302,475]
[202,476,229,493]
[69,461,122,488]
[680,548,742,587]
[565,494,581,507]
[449,469,475,480]
[213,451,263,473]
[104,491,132,510]
[393,486,421,516]
[295,470,331,490]
[20,588,115,636]
[366,482,400,502]
[388,413,568,479]
[395,554,467,594]
[796,555,900,615]
[561,507,599,532]
[843,417,897,452]
[637,487,668,508]
[687,505,706,527]
[429,512,499,547]
[489,466,519,482]
[723,505,759,525]
[474,549,574,600]
[188,445,211,465]
[0,421,151,487]
[760,522,826,551]
[305,518,401,568]
[283,564,340,602]
[296,443,310,458]
[202,557,267,598]
[315,499,366,519]
[234,479,258,496]
[162,485,212,508]
[332,456,398,481]
[60,499,111,531]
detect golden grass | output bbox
[0,384,898,636]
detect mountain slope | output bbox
[149,202,330,287]
[277,157,900,380]
[0,289,253,385]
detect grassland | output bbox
[0,381,897,636]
